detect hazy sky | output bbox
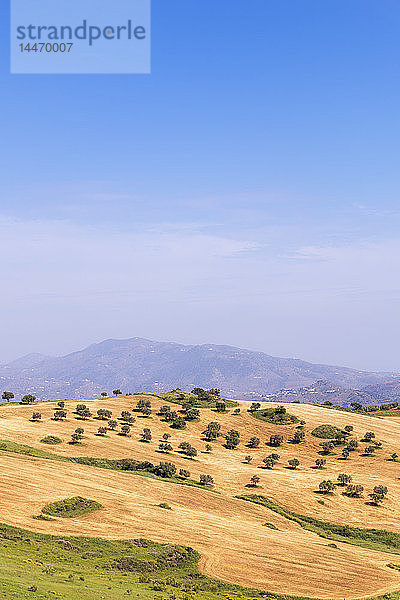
[1,0,400,371]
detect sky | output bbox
[0,0,400,371]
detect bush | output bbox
[40,436,62,445]
[41,496,102,518]
[311,424,345,439]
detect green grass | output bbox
[0,440,216,492]
[158,390,238,409]
[0,440,67,461]
[251,407,299,425]
[0,523,315,600]
[41,497,102,518]
[237,494,400,555]
[311,424,345,439]
[70,456,217,491]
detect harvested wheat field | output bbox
[1,394,400,599]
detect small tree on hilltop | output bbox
[136,398,151,411]
[57,401,65,409]
[200,474,214,486]
[233,408,241,415]
[249,402,261,412]
[203,422,221,441]
[337,473,352,486]
[101,392,108,398]
[2,391,14,402]
[321,441,334,455]
[288,458,300,469]
[159,442,173,453]
[292,430,305,443]
[216,401,226,413]
[368,484,388,506]
[269,434,283,447]
[250,475,260,487]
[342,447,350,460]
[54,409,67,421]
[170,416,186,430]
[154,462,176,478]
[225,429,240,449]
[141,427,152,442]
[318,480,335,494]
[113,389,122,396]
[21,395,36,405]
[120,425,131,437]
[345,484,364,498]
[248,436,260,448]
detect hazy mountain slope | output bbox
[0,337,395,402]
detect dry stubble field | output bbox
[1,395,400,599]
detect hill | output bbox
[1,395,400,599]
[0,337,395,402]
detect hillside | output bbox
[0,337,395,402]
[1,394,400,599]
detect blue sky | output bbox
[1,0,400,371]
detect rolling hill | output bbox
[1,393,400,599]
[0,337,396,403]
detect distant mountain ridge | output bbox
[0,337,397,403]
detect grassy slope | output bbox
[0,523,304,600]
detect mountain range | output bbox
[0,337,399,404]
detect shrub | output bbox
[40,435,62,445]
[120,425,131,437]
[97,427,108,436]
[311,424,344,439]
[31,412,42,422]
[158,502,172,510]
[288,458,299,469]
[315,458,326,469]
[42,496,102,518]
[244,455,252,464]
[179,468,190,479]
